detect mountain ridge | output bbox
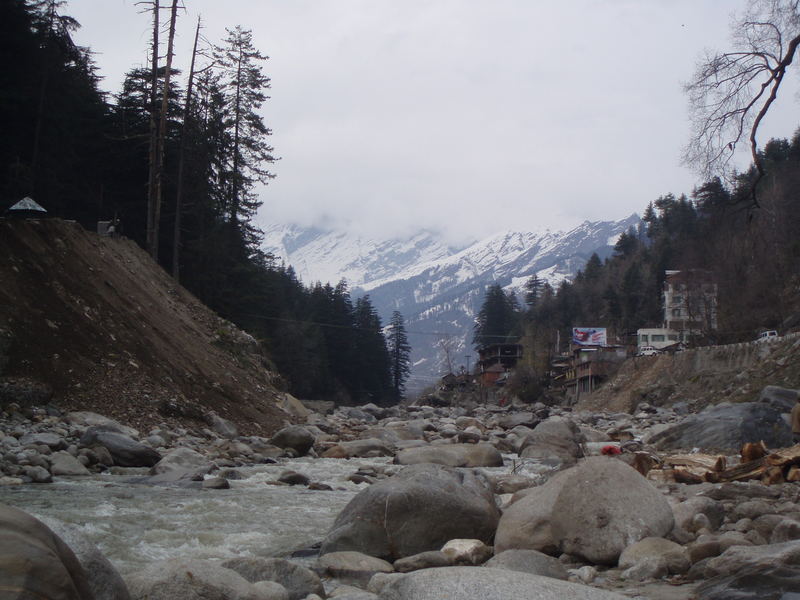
[263,215,641,392]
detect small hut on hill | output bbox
[4,197,47,219]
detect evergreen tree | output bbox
[473,284,521,348]
[213,26,276,240]
[524,274,543,310]
[387,311,411,403]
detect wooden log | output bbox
[673,467,705,485]
[762,466,785,485]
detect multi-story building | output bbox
[663,269,718,334]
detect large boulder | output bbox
[39,516,131,600]
[550,457,674,564]
[0,503,94,600]
[79,427,161,467]
[321,463,500,560]
[270,426,315,456]
[220,557,324,600]
[65,412,139,438]
[377,566,629,599]
[393,443,502,468]
[758,385,800,413]
[695,565,800,599]
[647,402,792,452]
[518,417,584,469]
[126,558,274,600]
[150,447,211,475]
[701,540,800,579]
[322,438,394,458]
[50,451,91,476]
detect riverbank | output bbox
[3,391,800,599]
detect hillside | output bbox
[0,218,290,435]
[576,334,800,414]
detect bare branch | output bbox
[683,0,800,204]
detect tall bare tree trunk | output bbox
[152,0,178,261]
[145,0,159,256]
[231,45,243,228]
[172,15,201,281]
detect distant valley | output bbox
[263,215,640,393]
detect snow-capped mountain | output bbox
[262,224,466,287]
[262,214,641,394]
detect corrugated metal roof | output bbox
[8,197,47,212]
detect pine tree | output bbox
[387,310,411,403]
[524,275,543,310]
[213,26,276,239]
[473,284,521,348]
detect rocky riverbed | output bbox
[2,388,800,599]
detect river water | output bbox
[0,453,542,580]
[0,456,392,577]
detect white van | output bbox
[756,330,778,342]
[637,346,659,356]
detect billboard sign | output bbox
[572,327,607,346]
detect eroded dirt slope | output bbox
[0,218,289,435]
[576,333,800,413]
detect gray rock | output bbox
[393,551,452,573]
[518,418,585,469]
[126,558,271,599]
[618,537,690,574]
[278,470,310,486]
[648,402,792,452]
[40,516,131,600]
[80,428,161,467]
[496,412,540,429]
[65,411,139,437]
[621,556,668,581]
[208,412,239,439]
[19,432,66,449]
[703,481,781,501]
[24,464,53,483]
[270,426,315,456]
[702,540,800,579]
[440,539,492,565]
[758,385,800,413]
[694,565,800,599]
[50,451,91,476]
[324,439,394,458]
[673,496,725,532]
[377,566,629,599]
[0,503,94,599]
[202,476,230,489]
[770,519,800,544]
[150,447,210,475]
[494,468,572,555]
[221,557,325,600]
[251,581,289,600]
[393,443,502,468]
[484,549,569,580]
[318,551,393,586]
[321,463,499,560]
[550,457,675,565]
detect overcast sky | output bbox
[68,0,800,245]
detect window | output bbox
[668,334,678,341]
[640,334,649,342]
[673,295,683,304]
[672,308,682,317]
[652,334,666,342]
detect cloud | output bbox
[68,0,800,243]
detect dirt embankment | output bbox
[576,333,800,413]
[0,218,290,435]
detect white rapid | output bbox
[0,456,395,577]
